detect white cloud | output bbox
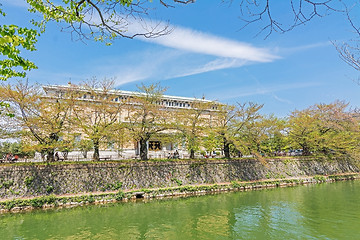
[278,41,332,55]
[170,58,247,79]
[130,23,279,62]
[2,0,29,8]
[89,49,251,87]
[211,82,322,101]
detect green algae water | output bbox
[1,180,360,239]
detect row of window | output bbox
[53,90,217,110]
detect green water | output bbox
[1,181,360,240]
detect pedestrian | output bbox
[174,150,179,159]
[55,152,60,161]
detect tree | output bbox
[239,114,286,157]
[236,1,348,38]
[214,102,263,158]
[0,141,35,159]
[214,104,236,158]
[288,107,318,155]
[177,99,214,159]
[124,83,171,160]
[0,0,194,81]
[288,101,360,157]
[259,116,288,156]
[235,0,360,75]
[0,80,72,161]
[0,6,39,114]
[14,0,194,43]
[68,78,124,161]
[0,8,38,81]
[77,139,93,159]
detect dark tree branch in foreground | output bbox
[233,0,360,76]
[333,3,360,80]
[26,0,195,43]
[234,0,344,38]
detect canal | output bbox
[1,180,359,239]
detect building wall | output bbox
[42,84,218,157]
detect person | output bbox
[7,153,13,162]
[174,150,179,159]
[14,155,19,162]
[55,152,60,161]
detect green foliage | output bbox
[24,176,35,187]
[171,178,183,186]
[101,181,123,191]
[113,181,123,190]
[0,141,35,159]
[125,83,170,160]
[29,195,56,208]
[288,101,360,157]
[2,180,13,189]
[0,102,14,117]
[231,181,244,188]
[313,175,327,182]
[0,81,73,162]
[115,190,125,201]
[77,139,93,158]
[46,185,54,193]
[0,23,38,81]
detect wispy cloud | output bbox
[87,49,253,87]
[128,22,279,62]
[30,14,280,86]
[211,81,323,101]
[170,58,247,79]
[2,0,29,8]
[278,41,332,55]
[109,19,280,84]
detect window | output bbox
[149,141,161,151]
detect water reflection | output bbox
[1,181,360,239]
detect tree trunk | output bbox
[300,143,311,156]
[46,148,55,162]
[93,140,100,161]
[139,138,148,160]
[47,133,59,162]
[190,149,195,159]
[224,141,231,159]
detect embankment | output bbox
[0,158,358,201]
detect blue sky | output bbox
[2,0,360,116]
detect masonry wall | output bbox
[0,158,358,200]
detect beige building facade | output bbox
[42,84,218,160]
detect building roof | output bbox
[43,84,216,103]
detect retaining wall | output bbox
[0,158,358,200]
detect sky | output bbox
[2,0,360,117]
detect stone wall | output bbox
[0,158,358,200]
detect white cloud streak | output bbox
[170,58,247,79]
[2,0,29,8]
[277,41,332,55]
[212,82,323,101]
[110,56,249,87]
[129,22,279,62]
